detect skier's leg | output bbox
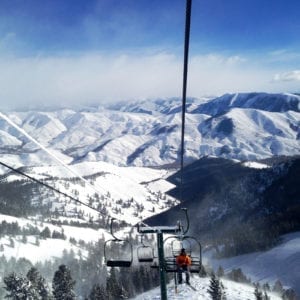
[177,267,183,284]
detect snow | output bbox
[0,213,110,263]
[208,232,300,295]
[0,160,178,224]
[242,161,270,169]
[132,277,282,300]
[1,94,299,168]
[1,236,85,263]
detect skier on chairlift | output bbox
[176,248,191,284]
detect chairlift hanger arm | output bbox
[180,208,190,235]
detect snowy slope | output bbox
[208,232,300,295]
[191,92,300,115]
[1,161,178,224]
[133,277,282,300]
[0,213,110,263]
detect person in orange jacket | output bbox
[176,248,191,284]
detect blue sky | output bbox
[0,0,300,108]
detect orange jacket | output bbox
[176,254,191,267]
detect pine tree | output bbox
[216,266,224,278]
[27,267,52,299]
[207,273,226,300]
[89,284,107,300]
[282,288,297,300]
[254,285,263,300]
[106,268,122,300]
[52,264,76,300]
[4,272,36,299]
[272,280,283,294]
[40,227,51,239]
[263,291,270,300]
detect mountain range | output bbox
[0,92,299,170]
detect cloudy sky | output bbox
[0,0,300,109]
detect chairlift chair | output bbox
[104,218,133,267]
[163,209,202,273]
[137,235,155,263]
[163,235,202,273]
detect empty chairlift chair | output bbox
[104,218,133,267]
[137,235,155,263]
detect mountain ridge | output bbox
[0,92,299,169]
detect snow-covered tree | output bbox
[52,265,76,300]
[282,288,297,300]
[106,268,122,300]
[254,286,263,300]
[27,267,52,299]
[207,273,226,300]
[89,284,107,300]
[4,272,37,299]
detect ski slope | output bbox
[208,231,300,296]
[133,277,282,300]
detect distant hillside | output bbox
[145,155,300,256]
[191,92,300,115]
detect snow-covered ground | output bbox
[132,277,282,300]
[1,161,178,224]
[208,231,300,295]
[0,213,110,263]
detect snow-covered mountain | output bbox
[0,92,299,168]
[0,92,299,299]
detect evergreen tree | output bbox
[27,267,52,299]
[263,291,270,300]
[227,268,249,283]
[40,227,51,239]
[52,265,76,300]
[254,285,263,300]
[106,268,122,300]
[216,266,224,278]
[282,288,297,300]
[22,234,27,244]
[35,236,40,246]
[4,272,36,299]
[272,280,283,294]
[89,284,107,300]
[262,282,270,292]
[9,237,15,248]
[207,273,226,300]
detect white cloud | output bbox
[0,51,298,110]
[273,70,300,82]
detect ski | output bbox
[186,283,197,291]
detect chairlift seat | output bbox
[106,260,132,267]
[138,257,154,263]
[137,245,154,263]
